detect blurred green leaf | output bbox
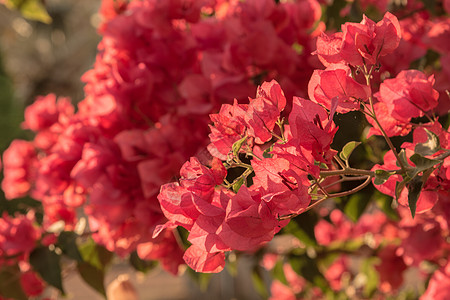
[187,268,212,292]
[77,262,107,298]
[344,193,370,222]
[76,239,113,297]
[0,265,28,300]
[3,0,52,24]
[374,192,399,221]
[420,0,436,14]
[272,260,288,286]
[58,231,83,262]
[78,239,113,270]
[283,211,318,247]
[362,257,379,298]
[289,255,327,291]
[30,246,64,293]
[129,251,157,274]
[251,267,269,298]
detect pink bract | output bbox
[315,12,401,67]
[308,64,370,113]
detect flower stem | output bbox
[362,65,407,172]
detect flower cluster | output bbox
[158,80,338,272]
[0,213,45,298]
[157,8,450,298]
[2,0,323,276]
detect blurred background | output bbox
[0,1,262,299]
[0,0,99,151]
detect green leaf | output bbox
[251,267,269,298]
[374,192,399,221]
[186,268,211,292]
[282,211,318,247]
[78,239,113,270]
[362,257,379,298]
[0,265,28,300]
[232,135,247,158]
[406,167,434,219]
[30,246,64,293]
[395,180,406,200]
[76,240,113,297]
[129,251,157,273]
[408,154,441,179]
[344,193,370,222]
[232,176,244,193]
[396,149,410,169]
[420,0,436,14]
[262,144,274,158]
[373,169,395,185]
[77,262,107,298]
[4,0,52,23]
[289,255,327,291]
[339,141,361,162]
[315,160,329,169]
[292,42,304,55]
[414,129,441,156]
[407,176,423,218]
[272,260,288,286]
[58,231,83,262]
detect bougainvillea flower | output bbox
[1,140,38,200]
[244,96,281,144]
[314,210,353,246]
[366,102,413,138]
[315,32,346,67]
[421,261,450,300]
[20,271,45,297]
[158,157,228,233]
[218,186,280,251]
[0,213,40,256]
[22,94,74,132]
[397,219,443,266]
[179,157,227,199]
[256,80,287,113]
[158,183,195,231]
[208,80,287,158]
[271,143,319,178]
[375,245,407,292]
[288,96,338,162]
[424,19,450,54]
[137,229,185,275]
[377,70,439,122]
[308,64,370,113]
[325,255,349,291]
[269,280,297,300]
[241,80,286,144]
[207,100,248,160]
[252,156,311,216]
[315,12,401,66]
[183,245,226,273]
